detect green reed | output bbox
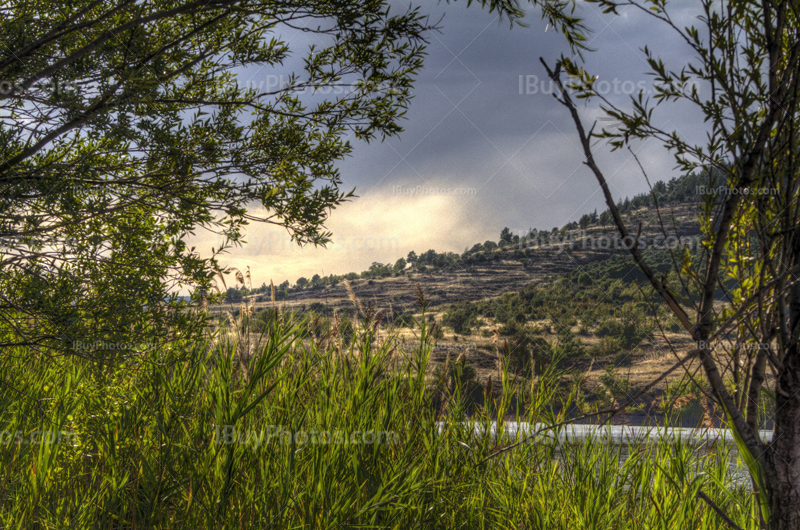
[0,308,758,529]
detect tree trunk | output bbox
[764,340,800,530]
[764,390,800,530]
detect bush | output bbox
[553,328,585,359]
[302,312,332,339]
[430,357,484,413]
[337,316,355,346]
[598,365,633,403]
[308,302,328,314]
[442,304,479,335]
[431,358,478,389]
[249,308,280,333]
[594,317,650,350]
[392,311,415,328]
[499,320,520,336]
[529,322,550,334]
[506,329,552,377]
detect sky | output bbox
[188,0,708,288]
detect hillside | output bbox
[229,167,711,310]
[239,200,702,314]
[204,172,741,428]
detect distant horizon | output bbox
[183,167,707,293]
[183,0,708,290]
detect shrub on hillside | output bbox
[553,328,585,359]
[591,336,625,357]
[430,357,484,412]
[442,304,479,335]
[594,317,650,350]
[337,316,355,346]
[249,308,280,333]
[597,366,633,405]
[392,311,415,328]
[499,320,520,336]
[506,329,552,377]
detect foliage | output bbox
[530,0,800,523]
[441,303,480,335]
[226,287,245,303]
[598,365,633,404]
[506,329,552,377]
[430,355,483,412]
[0,311,760,528]
[553,327,585,360]
[0,0,441,355]
[593,317,652,352]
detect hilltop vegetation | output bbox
[229,169,712,303]
[212,168,760,429]
[228,169,712,366]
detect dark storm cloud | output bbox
[336,0,708,242]
[199,0,713,283]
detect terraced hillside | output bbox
[209,184,746,428]
[238,201,702,315]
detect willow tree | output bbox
[528,0,800,527]
[0,0,525,358]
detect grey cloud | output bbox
[211,0,714,283]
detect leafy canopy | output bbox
[0,0,441,355]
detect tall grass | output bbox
[0,305,758,529]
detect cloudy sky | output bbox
[191,0,708,288]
